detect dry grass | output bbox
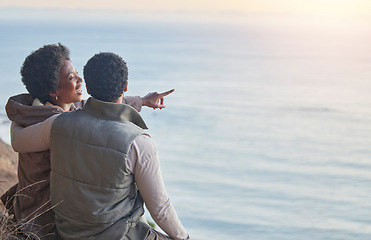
[0,207,30,240]
[0,197,57,240]
[0,180,58,240]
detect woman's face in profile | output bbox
[55,60,84,104]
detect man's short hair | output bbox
[83,52,128,102]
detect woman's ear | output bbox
[49,92,58,101]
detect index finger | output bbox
[159,89,175,97]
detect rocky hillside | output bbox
[0,139,17,196]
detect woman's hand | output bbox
[142,89,175,109]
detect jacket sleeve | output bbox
[10,114,59,153]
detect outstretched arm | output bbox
[73,89,175,112]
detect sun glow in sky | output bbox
[1,0,371,17]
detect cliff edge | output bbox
[0,139,17,195]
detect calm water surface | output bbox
[0,16,370,239]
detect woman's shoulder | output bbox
[6,93,63,126]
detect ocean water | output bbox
[1,15,371,240]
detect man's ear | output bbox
[86,86,90,94]
[124,82,128,92]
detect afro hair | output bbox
[20,43,70,103]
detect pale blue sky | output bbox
[1,0,371,16]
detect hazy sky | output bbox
[1,0,371,17]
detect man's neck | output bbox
[113,95,124,104]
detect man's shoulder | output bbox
[132,134,155,152]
